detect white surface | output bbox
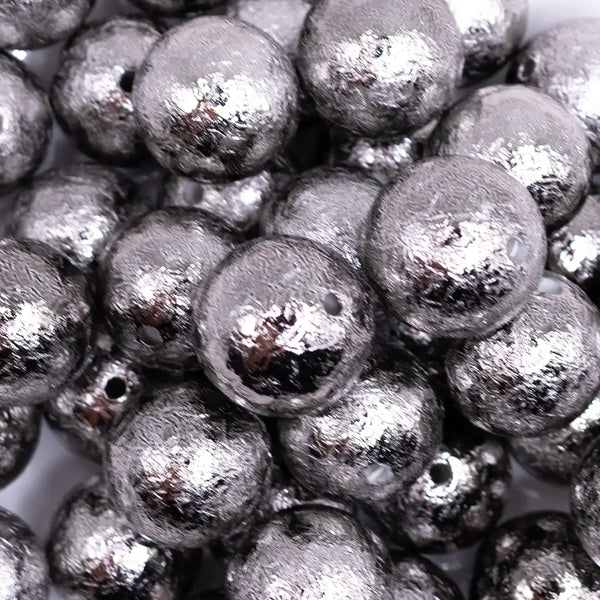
[0,0,597,597]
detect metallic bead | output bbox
[133,16,299,180]
[0,0,93,50]
[391,554,463,600]
[263,167,380,270]
[297,0,463,137]
[0,52,51,190]
[430,84,593,227]
[0,239,92,407]
[129,0,221,16]
[101,208,234,372]
[51,16,161,164]
[364,156,547,339]
[193,237,376,417]
[104,381,273,549]
[226,506,393,600]
[446,273,600,437]
[471,511,600,599]
[0,507,49,600]
[279,360,443,504]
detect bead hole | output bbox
[429,462,452,485]
[105,377,126,400]
[323,293,342,316]
[137,325,163,347]
[119,70,135,94]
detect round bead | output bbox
[104,381,273,549]
[391,554,463,600]
[133,16,298,180]
[0,0,93,50]
[0,52,51,190]
[193,237,375,417]
[279,360,443,503]
[0,239,92,407]
[226,506,393,600]
[364,156,547,339]
[446,273,600,437]
[129,0,220,15]
[0,507,48,600]
[471,512,600,599]
[297,0,463,137]
[101,208,234,372]
[51,16,161,164]
[430,84,593,227]
[263,167,380,270]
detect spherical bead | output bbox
[391,554,463,600]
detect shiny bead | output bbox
[364,156,547,339]
[193,237,375,417]
[51,16,161,164]
[104,381,273,549]
[0,239,92,407]
[0,52,51,190]
[446,273,600,436]
[133,16,299,180]
[226,506,393,600]
[101,208,234,372]
[430,84,593,227]
[129,0,221,15]
[471,512,600,599]
[391,554,463,600]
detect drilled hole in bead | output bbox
[518,58,536,81]
[507,236,530,265]
[429,462,453,485]
[105,377,126,400]
[323,293,342,316]
[137,325,163,347]
[119,70,135,94]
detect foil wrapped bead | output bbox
[226,506,393,600]
[391,554,463,600]
[104,381,273,549]
[193,237,376,417]
[446,273,600,437]
[51,16,161,164]
[101,208,234,372]
[133,16,299,180]
[0,52,51,190]
[364,156,547,339]
[430,84,593,226]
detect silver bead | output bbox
[101,208,234,372]
[193,237,375,417]
[391,555,463,600]
[472,512,600,599]
[226,506,393,600]
[297,0,463,137]
[263,167,380,270]
[0,52,51,190]
[0,507,48,600]
[430,84,593,226]
[0,239,92,407]
[446,273,600,436]
[51,16,161,164]
[104,381,273,549]
[133,16,299,180]
[364,156,547,339]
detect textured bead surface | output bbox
[391,554,463,600]
[365,156,546,339]
[471,512,600,599]
[194,237,375,417]
[104,381,273,548]
[431,84,592,226]
[51,16,161,164]
[446,273,600,436]
[133,16,298,180]
[102,208,234,371]
[226,506,393,600]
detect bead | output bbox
[130,0,221,16]
[391,554,463,600]
[364,156,547,339]
[446,273,600,436]
[0,52,51,190]
[0,239,92,407]
[133,16,298,180]
[226,506,393,600]
[51,16,161,164]
[102,208,234,372]
[0,507,49,600]
[104,381,273,548]
[297,0,463,137]
[263,167,380,270]
[471,511,600,599]
[279,359,443,504]
[431,84,593,227]
[510,393,600,485]
[193,237,375,417]
[0,0,93,50]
